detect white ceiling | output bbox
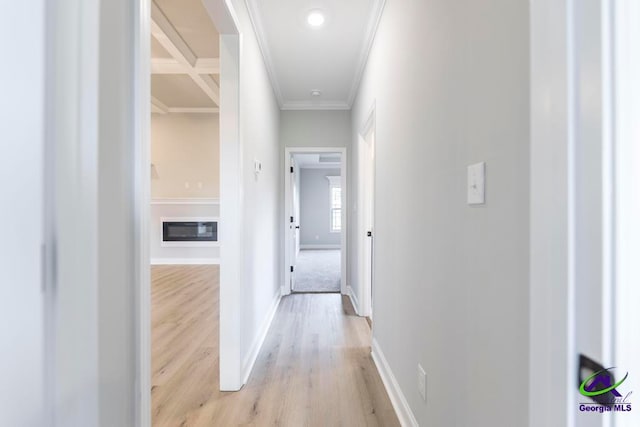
[294,153,341,169]
[150,0,220,114]
[246,0,386,110]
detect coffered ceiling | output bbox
[245,0,386,110]
[150,0,385,112]
[150,0,220,114]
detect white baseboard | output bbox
[371,338,419,427]
[300,244,341,250]
[242,292,282,384]
[347,285,361,315]
[150,258,220,265]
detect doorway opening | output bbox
[136,0,243,424]
[146,1,223,424]
[284,148,347,295]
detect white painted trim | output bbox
[244,0,386,109]
[151,95,169,114]
[529,1,577,425]
[346,0,387,108]
[347,285,360,315]
[151,104,165,114]
[151,198,220,205]
[284,147,348,296]
[151,57,220,74]
[300,244,340,250]
[161,241,220,248]
[326,175,341,185]
[137,1,243,413]
[201,0,244,392]
[161,216,219,222]
[613,4,640,427]
[242,293,282,384]
[281,101,350,111]
[149,101,219,115]
[135,0,152,425]
[150,258,220,265]
[165,107,220,114]
[243,0,285,107]
[357,102,376,318]
[371,339,419,427]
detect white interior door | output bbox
[292,160,300,259]
[289,157,298,291]
[360,127,375,318]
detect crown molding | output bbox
[244,0,386,111]
[244,0,285,107]
[281,100,350,111]
[346,0,387,108]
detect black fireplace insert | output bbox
[162,221,217,242]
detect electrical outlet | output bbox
[418,364,426,402]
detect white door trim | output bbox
[612,2,640,425]
[134,1,151,425]
[283,147,348,295]
[529,0,578,425]
[357,103,376,318]
[134,0,244,423]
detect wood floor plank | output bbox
[151,265,400,427]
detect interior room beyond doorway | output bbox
[289,152,344,293]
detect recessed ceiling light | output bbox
[311,90,322,97]
[307,10,325,27]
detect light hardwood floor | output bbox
[151,265,400,427]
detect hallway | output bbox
[151,265,399,427]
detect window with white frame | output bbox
[327,176,341,232]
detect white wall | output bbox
[97,0,137,423]
[299,168,341,246]
[280,110,351,148]
[280,110,352,290]
[351,0,530,426]
[230,0,282,381]
[151,113,219,199]
[150,113,220,264]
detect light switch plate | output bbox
[467,162,485,205]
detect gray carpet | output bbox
[293,249,341,293]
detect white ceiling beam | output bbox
[151,58,185,74]
[150,1,219,105]
[194,58,220,74]
[150,95,219,114]
[168,107,219,114]
[151,58,220,75]
[151,104,166,114]
[151,2,197,66]
[151,96,169,114]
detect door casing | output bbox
[283,147,348,296]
